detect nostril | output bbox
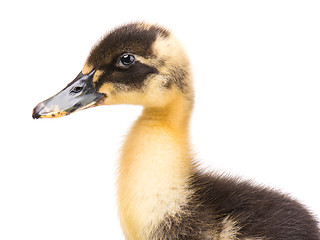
[70,86,84,94]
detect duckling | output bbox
[32,22,320,240]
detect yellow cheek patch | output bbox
[82,64,103,83]
[82,63,93,75]
[93,69,104,83]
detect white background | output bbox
[1,0,319,239]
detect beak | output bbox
[32,70,106,119]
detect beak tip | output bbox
[32,103,44,119]
[32,109,40,119]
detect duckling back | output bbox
[149,172,320,239]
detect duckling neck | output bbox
[117,96,194,239]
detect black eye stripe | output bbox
[94,61,158,91]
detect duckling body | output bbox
[33,22,320,239]
[117,93,319,240]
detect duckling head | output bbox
[32,22,193,119]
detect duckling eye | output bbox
[118,54,135,68]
